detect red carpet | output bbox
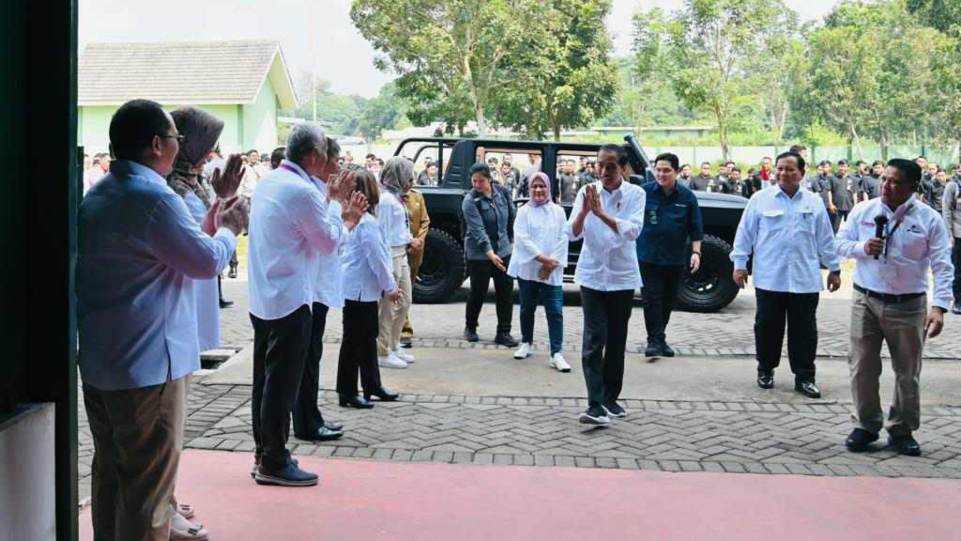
[81,449,961,540]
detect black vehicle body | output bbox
[393,134,747,312]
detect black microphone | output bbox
[874,215,888,260]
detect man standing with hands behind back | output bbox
[731,151,841,399]
[569,144,645,426]
[836,159,953,456]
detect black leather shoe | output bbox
[254,462,318,487]
[338,394,374,409]
[494,333,519,347]
[795,380,821,399]
[324,420,344,432]
[219,299,234,309]
[298,425,343,442]
[661,342,675,357]
[888,434,922,456]
[228,266,238,279]
[644,342,661,357]
[463,328,479,342]
[365,388,399,402]
[845,428,879,453]
[952,302,961,315]
[756,372,774,389]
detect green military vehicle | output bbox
[394,134,747,313]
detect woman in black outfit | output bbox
[461,163,518,346]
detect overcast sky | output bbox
[79,0,841,99]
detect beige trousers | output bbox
[378,246,412,356]
[849,290,925,436]
[84,376,187,541]
[401,259,421,339]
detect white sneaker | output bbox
[513,342,532,359]
[549,353,571,372]
[393,348,415,363]
[170,512,209,540]
[378,354,408,369]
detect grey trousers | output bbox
[849,290,925,436]
[84,376,187,541]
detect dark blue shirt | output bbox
[636,181,704,266]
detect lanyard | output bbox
[279,163,311,184]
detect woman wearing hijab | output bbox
[338,169,402,408]
[376,157,416,368]
[166,107,245,540]
[507,172,571,372]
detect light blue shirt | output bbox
[77,161,236,391]
[341,213,397,302]
[836,196,954,309]
[731,184,840,293]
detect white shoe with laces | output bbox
[393,348,415,363]
[378,353,408,369]
[513,342,532,359]
[549,353,571,372]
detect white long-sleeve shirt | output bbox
[731,184,840,293]
[507,203,568,286]
[310,177,346,309]
[379,190,412,248]
[247,160,348,320]
[341,213,397,302]
[567,180,645,292]
[836,196,954,309]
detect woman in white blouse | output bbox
[376,157,416,369]
[337,169,403,409]
[507,172,571,372]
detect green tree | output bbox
[633,0,797,159]
[289,79,366,135]
[351,0,533,136]
[495,0,617,140]
[357,83,407,143]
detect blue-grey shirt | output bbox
[462,185,514,260]
[636,181,704,266]
[77,160,236,391]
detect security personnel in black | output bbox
[636,152,704,357]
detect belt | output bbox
[854,284,925,304]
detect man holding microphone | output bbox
[836,159,953,456]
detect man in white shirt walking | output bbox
[836,159,953,457]
[568,144,645,425]
[247,123,366,486]
[731,151,841,399]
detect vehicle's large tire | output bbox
[412,228,466,304]
[675,234,739,313]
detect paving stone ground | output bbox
[218,279,961,359]
[78,278,961,503]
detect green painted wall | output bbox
[78,96,274,155]
[242,77,279,153]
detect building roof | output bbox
[79,40,298,109]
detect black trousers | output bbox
[336,300,384,396]
[292,302,329,438]
[754,288,818,382]
[952,237,961,303]
[465,258,514,334]
[250,305,311,470]
[581,287,634,409]
[640,263,683,345]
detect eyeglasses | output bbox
[159,134,185,144]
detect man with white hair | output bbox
[247,122,367,486]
